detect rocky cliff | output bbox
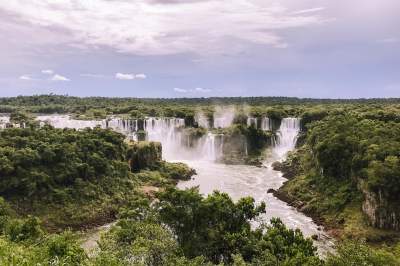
[361,184,400,231]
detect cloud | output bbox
[41,69,53,74]
[115,73,147,80]
[19,75,34,80]
[291,7,325,15]
[0,1,327,55]
[135,73,147,79]
[195,87,211,93]
[115,73,135,80]
[173,88,187,93]
[51,74,70,81]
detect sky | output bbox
[0,0,399,98]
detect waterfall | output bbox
[0,115,27,129]
[247,117,258,128]
[36,115,105,129]
[143,118,223,161]
[144,117,185,159]
[35,115,225,161]
[106,117,138,139]
[261,117,272,131]
[200,133,223,161]
[272,118,300,160]
[0,115,10,129]
[194,112,210,128]
[213,106,235,128]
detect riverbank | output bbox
[271,155,400,246]
[270,187,333,234]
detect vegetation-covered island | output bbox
[0,95,399,265]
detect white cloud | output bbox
[0,1,327,55]
[19,75,34,80]
[135,73,147,79]
[195,87,211,93]
[51,74,70,81]
[115,73,135,80]
[292,7,325,15]
[41,69,53,74]
[173,88,187,93]
[115,73,147,80]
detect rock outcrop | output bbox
[127,141,162,172]
[361,187,400,231]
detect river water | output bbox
[33,114,334,255]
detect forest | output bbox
[0,95,399,265]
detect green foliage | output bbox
[325,241,400,266]
[0,231,87,266]
[155,187,319,264]
[94,187,320,265]
[0,126,197,229]
[96,220,182,265]
[9,110,31,124]
[255,218,318,263]
[159,162,196,181]
[45,231,87,265]
[0,126,128,197]
[218,124,272,165]
[307,114,400,199]
[127,141,162,172]
[4,216,43,242]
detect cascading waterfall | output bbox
[247,117,273,131]
[200,133,224,161]
[36,115,224,161]
[272,118,301,160]
[144,117,185,159]
[35,115,301,162]
[0,115,10,129]
[261,117,273,131]
[247,117,258,128]
[194,112,210,128]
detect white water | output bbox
[144,117,185,159]
[272,118,301,160]
[246,117,273,131]
[195,111,210,128]
[261,117,273,131]
[0,115,10,129]
[144,118,224,161]
[213,106,235,128]
[247,117,258,128]
[0,114,26,129]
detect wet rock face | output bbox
[362,189,400,231]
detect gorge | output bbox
[33,113,334,254]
